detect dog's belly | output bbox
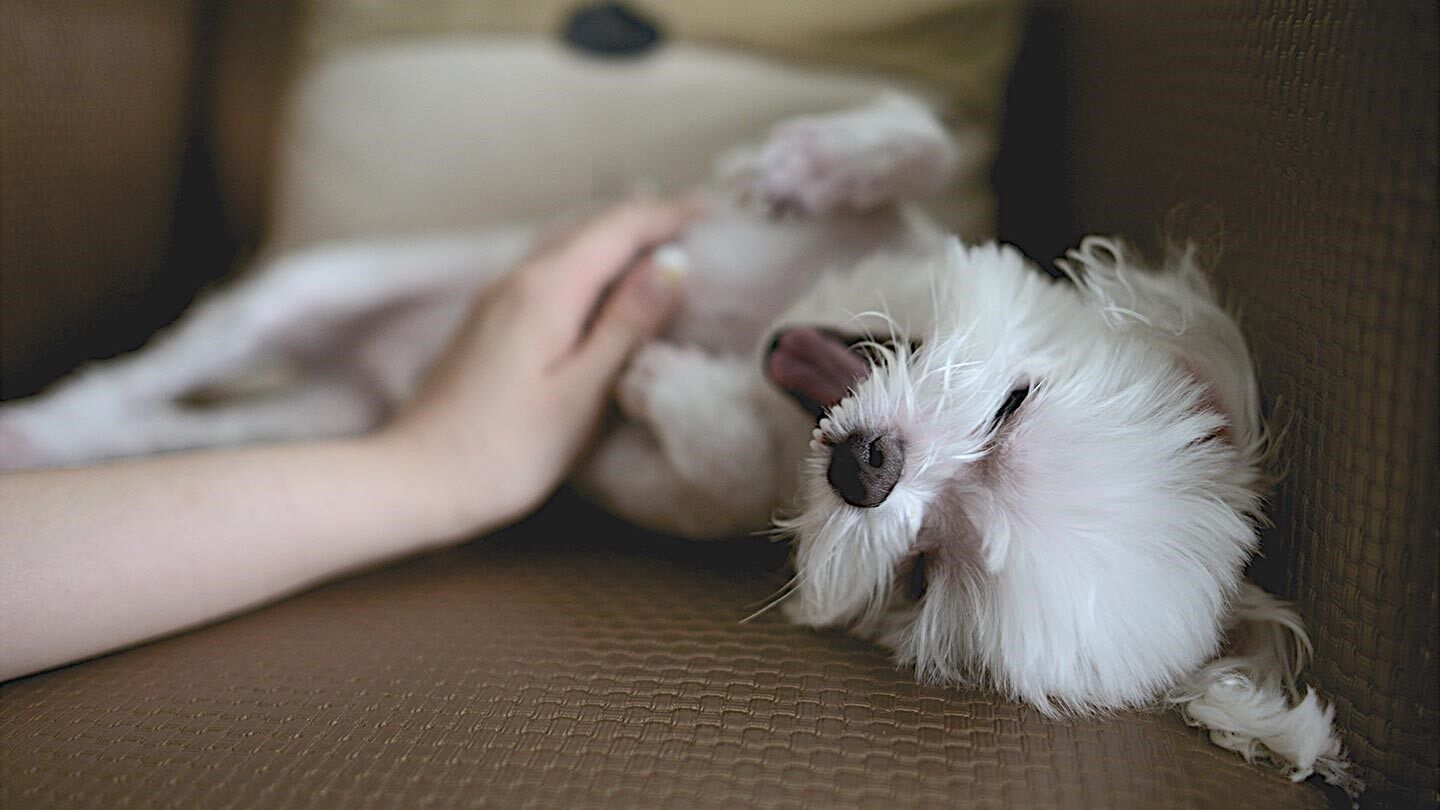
[667,201,935,358]
[250,202,934,415]
[331,202,933,407]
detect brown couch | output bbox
[2,1,1435,807]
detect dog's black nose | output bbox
[827,432,904,508]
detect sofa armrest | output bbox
[996,3,1438,804]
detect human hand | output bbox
[0,198,699,679]
[377,199,700,533]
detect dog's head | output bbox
[764,238,1268,712]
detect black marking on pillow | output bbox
[562,3,662,57]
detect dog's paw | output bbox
[736,93,958,216]
[617,342,773,489]
[618,343,702,425]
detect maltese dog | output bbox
[0,91,1355,793]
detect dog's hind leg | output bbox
[60,234,526,402]
[576,343,782,538]
[141,373,387,454]
[0,231,531,469]
[6,372,387,467]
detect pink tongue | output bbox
[766,328,873,410]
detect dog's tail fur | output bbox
[1167,581,1361,799]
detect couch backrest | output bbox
[995,3,1438,805]
[0,0,299,399]
[0,0,201,397]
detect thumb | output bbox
[571,250,687,388]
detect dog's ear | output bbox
[1175,358,1237,445]
[1060,237,1262,450]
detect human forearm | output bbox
[0,435,492,682]
[0,199,692,683]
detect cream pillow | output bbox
[268,1,1020,248]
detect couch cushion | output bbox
[0,495,1328,808]
[266,0,1019,250]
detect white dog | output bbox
[0,92,1355,793]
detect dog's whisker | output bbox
[739,577,802,624]
[752,524,791,540]
[740,571,801,609]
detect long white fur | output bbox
[1171,582,1357,791]
[0,90,1355,796]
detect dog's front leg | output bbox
[735,91,963,216]
[578,343,780,538]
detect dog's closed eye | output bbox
[992,385,1030,426]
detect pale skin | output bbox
[0,200,697,683]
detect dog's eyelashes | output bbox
[992,385,1031,426]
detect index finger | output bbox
[529,198,703,310]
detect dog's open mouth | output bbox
[765,327,907,418]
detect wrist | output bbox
[360,424,521,543]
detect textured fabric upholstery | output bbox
[0,497,1328,809]
[2,1,1434,808]
[996,3,1437,804]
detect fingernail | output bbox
[652,243,691,278]
[638,250,687,305]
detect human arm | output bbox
[0,199,694,682]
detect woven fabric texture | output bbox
[1,1,1432,807]
[1,501,1328,809]
[1043,2,1438,805]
